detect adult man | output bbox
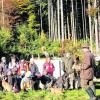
[72,56,81,89]
[29,58,41,78]
[80,45,96,100]
[62,52,74,89]
[29,58,41,89]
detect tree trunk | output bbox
[81,0,85,39]
[40,1,42,34]
[88,0,93,52]
[71,0,75,44]
[61,0,64,41]
[97,0,100,50]
[84,0,88,39]
[1,0,4,28]
[57,0,60,40]
[67,16,70,40]
[51,1,54,40]
[94,0,99,53]
[48,0,51,40]
[54,10,57,41]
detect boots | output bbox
[75,80,79,89]
[85,87,96,100]
[69,80,73,89]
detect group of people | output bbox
[61,44,97,100]
[0,44,98,100]
[0,55,55,92]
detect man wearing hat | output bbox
[80,44,96,100]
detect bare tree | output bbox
[88,0,93,52]
[94,0,99,53]
[1,0,4,28]
[61,0,64,41]
[57,0,60,40]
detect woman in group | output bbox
[18,59,29,78]
[41,57,55,89]
[7,55,19,90]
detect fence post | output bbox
[59,60,61,77]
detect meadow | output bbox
[0,89,100,100]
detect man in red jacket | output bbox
[80,45,96,100]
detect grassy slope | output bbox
[0,89,100,100]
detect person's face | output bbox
[66,53,70,57]
[30,58,34,64]
[2,58,6,63]
[47,58,51,63]
[12,62,16,67]
[11,58,16,63]
[21,59,24,63]
[82,48,88,52]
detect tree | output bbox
[0,0,18,28]
[0,28,12,51]
[57,0,60,40]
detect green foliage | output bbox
[15,0,30,8]
[0,27,96,59]
[61,39,92,60]
[15,24,37,55]
[39,31,47,46]
[47,40,61,56]
[0,89,100,100]
[15,0,40,32]
[0,28,12,51]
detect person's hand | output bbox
[42,70,47,75]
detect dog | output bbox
[53,72,69,89]
[50,87,64,94]
[39,81,45,90]
[20,71,36,91]
[39,75,56,90]
[21,77,36,91]
[2,78,12,92]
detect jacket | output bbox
[80,51,94,80]
[62,55,74,74]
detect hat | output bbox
[82,44,89,49]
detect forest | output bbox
[0,1,100,100]
[0,0,100,58]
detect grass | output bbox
[0,89,100,100]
